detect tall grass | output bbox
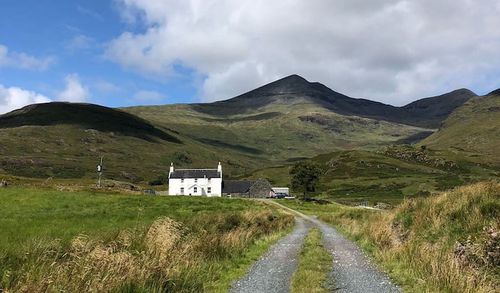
[1,210,293,292]
[0,188,294,292]
[282,182,499,292]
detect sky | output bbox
[1,0,499,114]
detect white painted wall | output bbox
[168,177,222,197]
[272,187,289,195]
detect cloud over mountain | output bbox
[57,74,90,102]
[107,0,500,105]
[0,74,92,114]
[0,85,51,114]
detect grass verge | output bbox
[280,182,499,292]
[290,228,332,293]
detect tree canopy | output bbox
[290,162,322,199]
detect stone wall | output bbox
[248,179,272,198]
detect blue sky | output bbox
[0,0,499,114]
[0,0,199,113]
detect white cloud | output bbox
[0,75,94,114]
[133,90,166,102]
[0,85,51,114]
[107,0,500,105]
[57,74,90,102]
[65,35,96,52]
[0,44,54,71]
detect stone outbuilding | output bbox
[222,178,273,198]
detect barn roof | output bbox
[222,180,254,194]
[170,169,221,179]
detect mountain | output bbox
[0,74,488,182]
[421,90,500,163]
[402,88,476,128]
[0,102,181,143]
[0,103,261,181]
[125,75,436,163]
[190,74,476,128]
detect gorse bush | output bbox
[319,182,499,292]
[2,210,293,292]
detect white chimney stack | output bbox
[169,162,174,177]
[217,162,222,176]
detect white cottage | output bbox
[168,162,223,197]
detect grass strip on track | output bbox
[290,228,332,293]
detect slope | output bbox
[0,102,180,143]
[188,74,475,128]
[242,146,499,204]
[402,88,476,128]
[125,75,439,162]
[422,90,500,164]
[0,103,263,182]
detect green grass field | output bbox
[0,188,293,292]
[0,188,257,253]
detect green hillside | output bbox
[422,91,500,164]
[125,102,430,162]
[243,146,499,204]
[0,103,263,182]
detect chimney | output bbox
[169,162,174,177]
[217,162,222,177]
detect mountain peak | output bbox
[277,74,309,83]
[254,74,311,95]
[487,88,500,96]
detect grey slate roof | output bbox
[222,180,254,194]
[170,169,221,179]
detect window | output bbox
[194,187,198,193]
[208,178,211,183]
[181,179,184,183]
[180,187,184,194]
[194,178,198,183]
[207,187,211,193]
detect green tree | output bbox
[290,162,322,199]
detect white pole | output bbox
[98,156,103,188]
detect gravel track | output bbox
[313,219,400,292]
[265,200,401,293]
[230,217,311,293]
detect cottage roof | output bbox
[170,169,221,179]
[222,180,254,194]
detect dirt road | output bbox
[231,200,401,293]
